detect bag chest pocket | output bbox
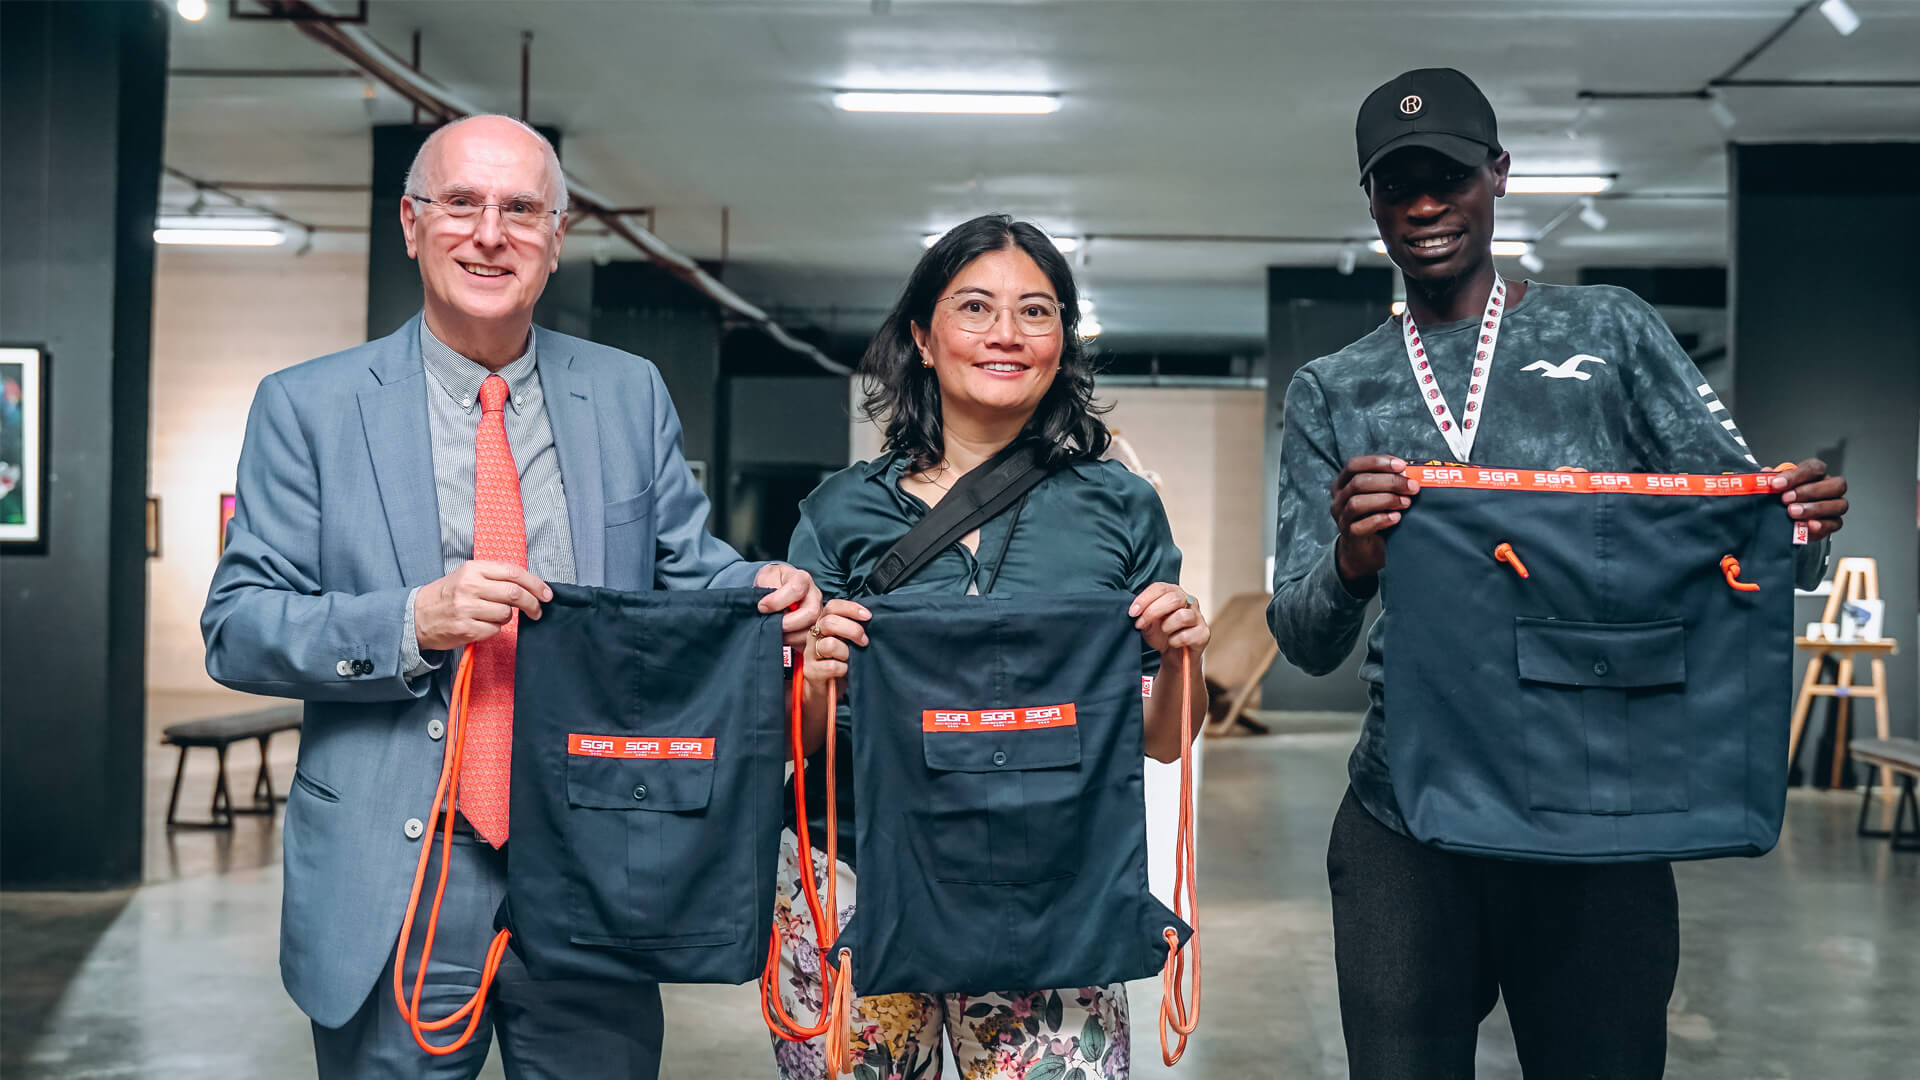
[564,748,736,948]
[919,724,1083,885]
[1515,618,1691,815]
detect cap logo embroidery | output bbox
[1399,94,1424,117]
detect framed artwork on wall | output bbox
[0,346,48,551]
[218,493,236,556]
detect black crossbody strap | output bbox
[861,441,1051,596]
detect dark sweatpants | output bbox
[1328,788,1679,1079]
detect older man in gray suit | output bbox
[202,114,823,1078]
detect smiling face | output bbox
[1368,145,1509,291]
[401,116,566,343]
[909,245,1064,429]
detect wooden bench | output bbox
[161,705,303,829]
[1850,737,1920,853]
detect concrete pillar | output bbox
[1730,143,1920,741]
[1261,267,1393,714]
[0,0,169,889]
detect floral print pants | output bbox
[768,831,1130,1080]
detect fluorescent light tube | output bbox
[155,225,286,247]
[1505,175,1615,195]
[1368,238,1532,257]
[924,232,1077,253]
[836,92,1060,115]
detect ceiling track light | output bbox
[1578,198,1609,232]
[1519,252,1546,274]
[1336,245,1359,275]
[1706,93,1738,130]
[1819,0,1861,37]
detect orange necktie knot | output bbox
[479,373,509,415]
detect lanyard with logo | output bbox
[1402,273,1506,462]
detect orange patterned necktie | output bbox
[460,373,525,846]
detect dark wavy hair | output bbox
[860,213,1109,473]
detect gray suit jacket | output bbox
[201,315,761,1028]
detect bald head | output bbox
[404,114,568,214]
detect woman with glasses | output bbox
[768,214,1210,1080]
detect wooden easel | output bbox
[1787,557,1899,788]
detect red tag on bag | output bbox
[922,704,1078,733]
[568,734,715,760]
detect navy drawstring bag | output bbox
[501,584,788,984]
[833,590,1191,996]
[1381,466,1795,863]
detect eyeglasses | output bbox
[936,294,1062,335]
[407,193,561,235]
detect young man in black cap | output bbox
[1268,68,1849,1076]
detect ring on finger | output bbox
[808,622,826,639]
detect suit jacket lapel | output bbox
[358,317,443,588]
[539,330,605,587]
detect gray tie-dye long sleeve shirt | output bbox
[1267,281,1827,834]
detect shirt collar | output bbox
[419,318,538,415]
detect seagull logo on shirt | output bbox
[1522,354,1608,381]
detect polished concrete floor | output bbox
[3,698,1915,1078]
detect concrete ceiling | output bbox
[161,0,1920,345]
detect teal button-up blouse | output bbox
[785,450,1184,865]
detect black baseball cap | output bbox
[1356,68,1501,185]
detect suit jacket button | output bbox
[992,750,1008,767]
[336,659,353,677]
[1593,658,1611,678]
[403,818,425,840]
[632,785,648,801]
[427,719,445,741]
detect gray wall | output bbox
[0,1,168,889]
[1261,267,1394,713]
[1730,143,1920,741]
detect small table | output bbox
[1787,637,1898,789]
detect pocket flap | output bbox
[566,747,715,811]
[1515,617,1685,689]
[922,724,1082,773]
[604,488,653,528]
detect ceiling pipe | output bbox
[265,0,849,375]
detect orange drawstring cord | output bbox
[760,655,855,1075]
[1158,646,1202,1066]
[1494,542,1530,579]
[393,646,514,1055]
[1721,554,1760,592]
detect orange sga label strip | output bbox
[922,703,1078,734]
[567,734,715,759]
[1407,465,1778,496]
